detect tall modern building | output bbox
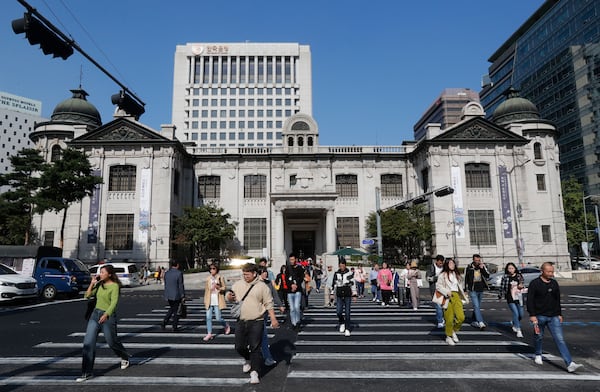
[0,91,45,186]
[413,88,480,140]
[171,43,312,147]
[480,0,600,195]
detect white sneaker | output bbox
[516,329,523,338]
[249,370,260,384]
[445,336,455,346]
[451,332,459,343]
[339,324,345,333]
[511,325,518,333]
[242,362,251,373]
[479,322,486,330]
[567,362,583,373]
[345,329,351,337]
[120,359,130,370]
[75,374,92,382]
[534,355,543,365]
[436,322,445,329]
[381,302,386,307]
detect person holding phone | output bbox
[77,264,130,382]
[203,264,230,341]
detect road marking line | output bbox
[294,352,560,360]
[298,330,501,336]
[295,340,528,346]
[35,342,234,349]
[67,332,273,338]
[287,371,600,380]
[570,295,600,301]
[0,357,245,365]
[0,376,248,386]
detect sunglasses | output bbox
[209,267,217,270]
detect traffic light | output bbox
[111,91,145,119]
[434,186,454,197]
[12,13,73,60]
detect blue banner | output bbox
[87,169,101,243]
[498,166,513,238]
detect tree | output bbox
[36,148,103,249]
[0,148,48,245]
[172,205,237,268]
[366,205,432,263]
[562,177,587,257]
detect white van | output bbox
[88,263,140,287]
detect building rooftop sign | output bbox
[0,91,42,116]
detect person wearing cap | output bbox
[331,259,357,336]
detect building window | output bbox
[381,174,403,197]
[43,231,54,247]
[198,175,220,199]
[465,163,491,188]
[468,210,496,246]
[244,175,267,198]
[541,225,552,242]
[536,174,546,191]
[108,165,136,192]
[336,174,358,197]
[290,175,297,187]
[336,217,360,248]
[50,145,62,162]
[173,170,180,196]
[244,218,267,250]
[105,214,134,250]
[533,142,543,160]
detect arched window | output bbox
[465,163,491,188]
[307,136,314,146]
[50,145,62,162]
[288,136,294,146]
[298,136,304,146]
[533,142,543,160]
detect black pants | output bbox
[235,319,264,373]
[164,299,181,328]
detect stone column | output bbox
[274,207,284,259]
[326,208,336,253]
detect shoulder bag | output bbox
[432,290,449,309]
[230,284,255,319]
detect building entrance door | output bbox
[292,231,315,261]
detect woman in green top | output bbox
[76,264,130,382]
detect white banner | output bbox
[451,166,465,239]
[138,168,152,243]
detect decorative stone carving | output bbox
[98,126,150,141]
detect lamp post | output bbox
[375,187,383,263]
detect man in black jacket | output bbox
[285,253,305,330]
[526,262,583,372]
[162,260,185,331]
[464,254,489,330]
[332,259,357,336]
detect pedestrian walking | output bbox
[285,253,305,330]
[203,264,230,341]
[313,262,323,293]
[498,262,524,338]
[161,260,186,332]
[464,254,490,329]
[354,264,366,298]
[258,266,285,366]
[377,262,393,306]
[407,260,422,310]
[332,259,357,336]
[274,265,289,311]
[227,263,279,384]
[436,258,468,346]
[427,255,445,327]
[324,264,335,307]
[526,262,583,372]
[77,264,130,382]
[369,263,381,302]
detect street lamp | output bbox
[375,187,383,263]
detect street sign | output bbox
[362,239,375,245]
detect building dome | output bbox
[492,88,540,126]
[51,88,102,128]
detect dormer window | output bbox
[533,142,543,160]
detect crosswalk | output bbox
[1,291,599,389]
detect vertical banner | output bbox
[451,166,465,239]
[498,165,514,238]
[139,168,152,244]
[87,169,101,243]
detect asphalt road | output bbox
[0,281,599,391]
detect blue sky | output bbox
[1,0,542,145]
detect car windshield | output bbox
[0,264,18,275]
[64,259,89,273]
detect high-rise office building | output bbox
[171,43,312,147]
[413,88,480,140]
[0,91,45,182]
[480,0,600,194]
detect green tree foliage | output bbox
[36,148,103,249]
[0,148,48,245]
[366,205,432,263]
[172,205,237,267]
[561,177,587,256]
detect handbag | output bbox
[177,301,187,318]
[416,279,423,288]
[84,296,96,320]
[230,284,255,319]
[432,290,449,309]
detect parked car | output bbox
[88,262,140,287]
[34,257,92,300]
[487,267,541,290]
[0,263,38,302]
[572,257,600,269]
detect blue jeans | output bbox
[469,291,485,324]
[82,308,129,375]
[261,314,274,362]
[434,302,443,324]
[336,296,352,330]
[206,305,228,334]
[534,315,572,365]
[508,302,523,330]
[287,291,302,326]
[356,281,364,296]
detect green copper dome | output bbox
[492,88,540,126]
[51,88,102,128]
